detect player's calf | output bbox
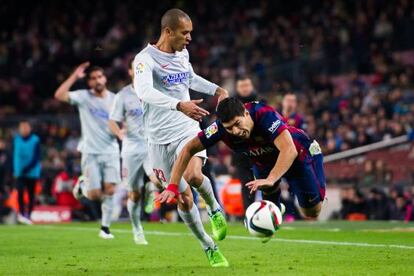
[128,191,140,202]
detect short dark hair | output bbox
[236,75,252,82]
[161,8,191,31]
[216,97,246,123]
[85,66,104,79]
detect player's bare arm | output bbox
[155,136,205,203]
[108,119,125,141]
[54,62,90,102]
[246,129,298,193]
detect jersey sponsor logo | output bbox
[127,108,143,117]
[161,72,189,86]
[241,146,275,157]
[135,62,145,74]
[268,120,281,133]
[89,107,109,120]
[204,122,218,138]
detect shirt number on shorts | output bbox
[153,168,167,182]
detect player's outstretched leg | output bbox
[99,183,115,239]
[184,158,227,241]
[127,191,147,245]
[177,185,229,267]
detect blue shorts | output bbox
[253,153,326,209]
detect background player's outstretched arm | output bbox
[246,129,298,193]
[54,62,90,102]
[155,137,205,203]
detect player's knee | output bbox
[178,188,194,211]
[104,183,116,196]
[128,191,140,202]
[87,189,102,201]
[301,203,322,219]
[183,171,203,186]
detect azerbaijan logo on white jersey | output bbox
[161,72,189,86]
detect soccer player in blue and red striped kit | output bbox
[157,97,326,219]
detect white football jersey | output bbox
[133,44,218,144]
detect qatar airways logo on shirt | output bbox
[161,72,189,86]
[89,107,109,120]
[242,146,275,157]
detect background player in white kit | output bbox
[108,59,160,245]
[133,9,229,267]
[54,63,120,239]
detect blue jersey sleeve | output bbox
[197,121,224,148]
[258,108,288,142]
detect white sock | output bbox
[101,195,114,228]
[127,199,142,233]
[196,176,221,214]
[178,203,215,250]
[80,180,88,198]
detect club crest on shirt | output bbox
[204,122,218,138]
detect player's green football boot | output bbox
[205,246,229,267]
[209,209,227,241]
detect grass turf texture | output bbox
[1,221,413,275]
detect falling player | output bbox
[54,62,120,239]
[108,59,161,245]
[133,8,229,267]
[158,97,326,221]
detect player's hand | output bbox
[117,129,126,141]
[216,87,229,104]
[177,99,210,121]
[155,184,179,204]
[73,62,90,79]
[245,179,274,194]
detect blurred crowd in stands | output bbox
[1,0,414,222]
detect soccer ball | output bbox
[244,200,283,237]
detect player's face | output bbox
[19,122,31,137]
[169,18,192,51]
[236,79,254,97]
[222,110,253,139]
[87,70,107,93]
[283,94,297,112]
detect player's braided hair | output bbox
[216,97,245,123]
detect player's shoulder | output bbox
[134,45,155,64]
[245,101,273,113]
[117,85,135,97]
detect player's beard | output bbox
[94,83,105,93]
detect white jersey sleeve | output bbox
[68,90,87,106]
[133,54,180,110]
[109,92,124,122]
[188,63,218,96]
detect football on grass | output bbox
[244,200,283,237]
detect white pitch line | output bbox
[34,225,414,250]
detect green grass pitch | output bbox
[1,221,413,275]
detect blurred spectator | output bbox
[13,120,41,224]
[281,92,306,130]
[232,76,258,211]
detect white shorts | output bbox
[122,152,153,191]
[149,134,207,193]
[81,153,121,191]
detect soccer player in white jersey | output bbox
[108,59,160,245]
[54,63,120,239]
[133,9,229,267]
